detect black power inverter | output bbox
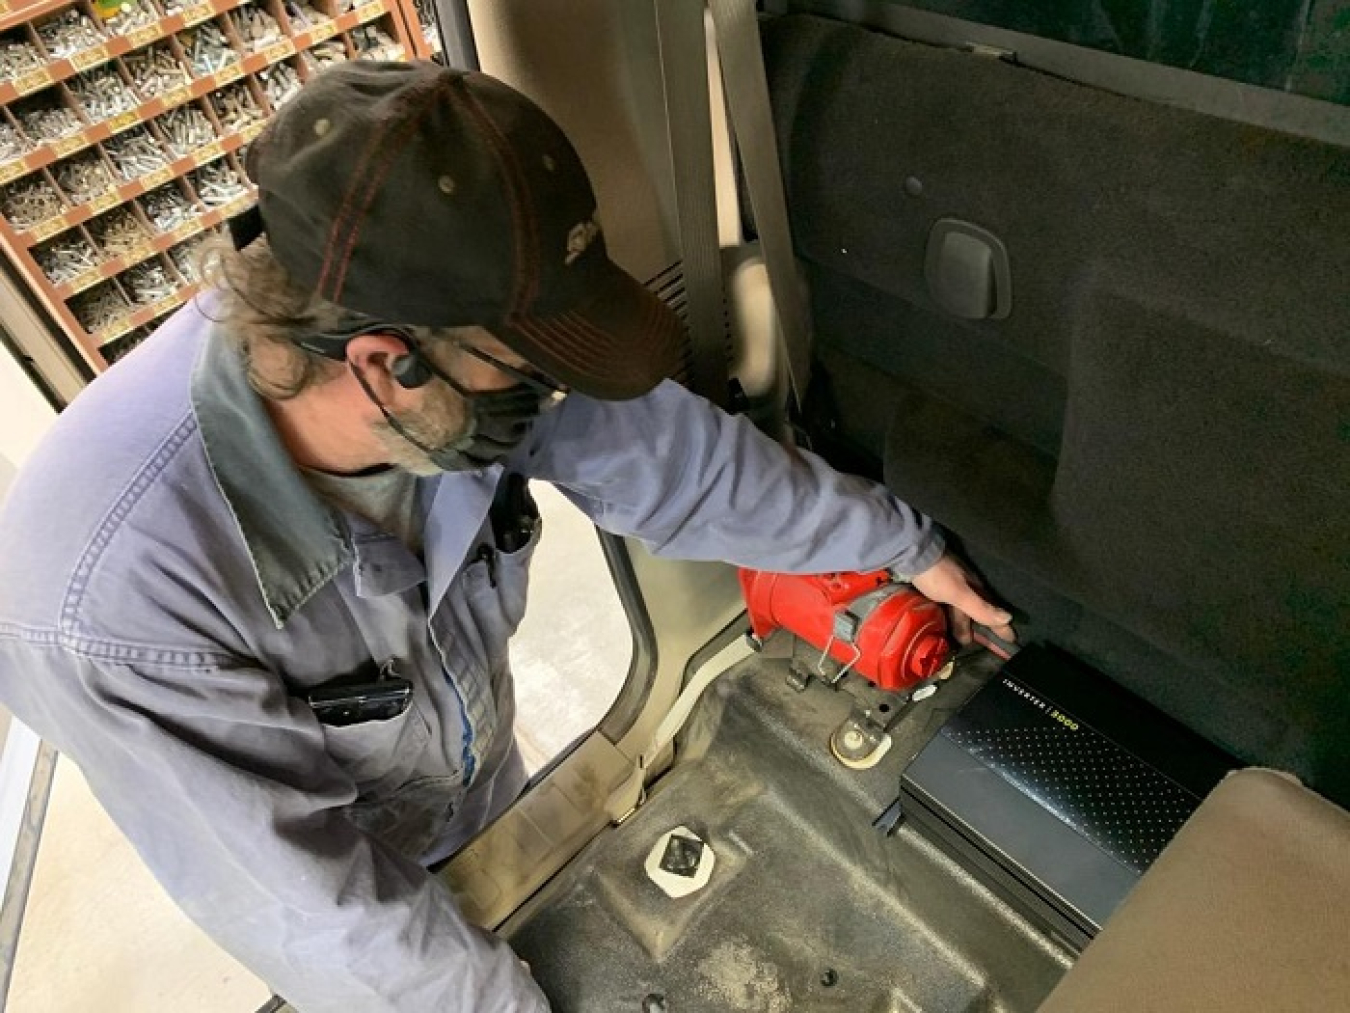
[900,644,1236,952]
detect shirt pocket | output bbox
[346,774,461,857]
[320,704,431,798]
[454,516,543,671]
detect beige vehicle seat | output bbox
[1037,768,1350,1012]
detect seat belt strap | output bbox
[708,0,813,407]
[654,0,730,407]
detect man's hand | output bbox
[910,552,1014,647]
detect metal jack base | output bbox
[748,631,949,771]
[830,711,894,769]
[829,675,944,770]
[797,636,946,771]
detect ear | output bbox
[345,331,420,405]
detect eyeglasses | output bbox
[447,337,568,402]
[297,322,568,406]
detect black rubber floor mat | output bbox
[504,655,1070,1012]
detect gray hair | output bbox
[197,236,470,400]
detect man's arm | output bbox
[523,380,940,576]
[0,638,547,1013]
[520,380,1012,637]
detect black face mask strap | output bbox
[348,362,467,461]
[342,334,548,470]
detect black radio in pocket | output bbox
[307,662,414,728]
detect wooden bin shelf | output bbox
[0,0,251,99]
[0,0,429,372]
[17,117,264,247]
[56,186,254,298]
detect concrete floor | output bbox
[7,485,632,1011]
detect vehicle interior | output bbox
[275,0,1348,1008]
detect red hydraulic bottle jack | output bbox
[739,568,953,768]
[739,568,951,693]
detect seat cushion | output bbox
[1037,767,1350,1012]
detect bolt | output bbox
[91,208,148,256]
[71,67,139,122]
[1,176,66,229]
[233,5,281,51]
[37,10,106,59]
[143,184,195,229]
[126,45,190,100]
[0,122,32,162]
[55,152,116,202]
[169,241,202,282]
[182,22,238,76]
[0,36,46,75]
[125,260,177,304]
[352,25,399,61]
[260,63,302,107]
[74,281,132,333]
[160,103,216,157]
[413,0,439,48]
[842,729,865,750]
[640,994,667,1013]
[285,1,331,28]
[105,129,168,180]
[192,161,246,207]
[18,101,83,143]
[307,40,347,69]
[210,84,263,133]
[36,235,101,283]
[820,968,839,987]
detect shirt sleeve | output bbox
[519,380,945,578]
[0,638,549,1013]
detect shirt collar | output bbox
[191,322,353,628]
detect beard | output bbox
[371,382,470,476]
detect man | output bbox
[0,63,1011,1010]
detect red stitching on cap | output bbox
[512,314,601,365]
[562,307,639,350]
[316,99,403,298]
[451,80,539,313]
[328,78,446,301]
[522,313,627,373]
[513,316,620,376]
[517,291,672,371]
[511,281,683,386]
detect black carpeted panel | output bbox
[763,15,1350,804]
[810,265,1068,457]
[765,17,1348,378]
[1052,289,1347,673]
[504,656,1068,1012]
[831,0,1346,103]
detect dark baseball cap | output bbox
[237,61,686,401]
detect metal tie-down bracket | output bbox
[765,621,949,771]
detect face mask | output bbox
[419,383,550,472]
[348,342,565,473]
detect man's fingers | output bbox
[948,589,1013,648]
[911,552,1014,649]
[954,589,1012,630]
[949,607,974,645]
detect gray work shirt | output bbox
[0,299,943,1012]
